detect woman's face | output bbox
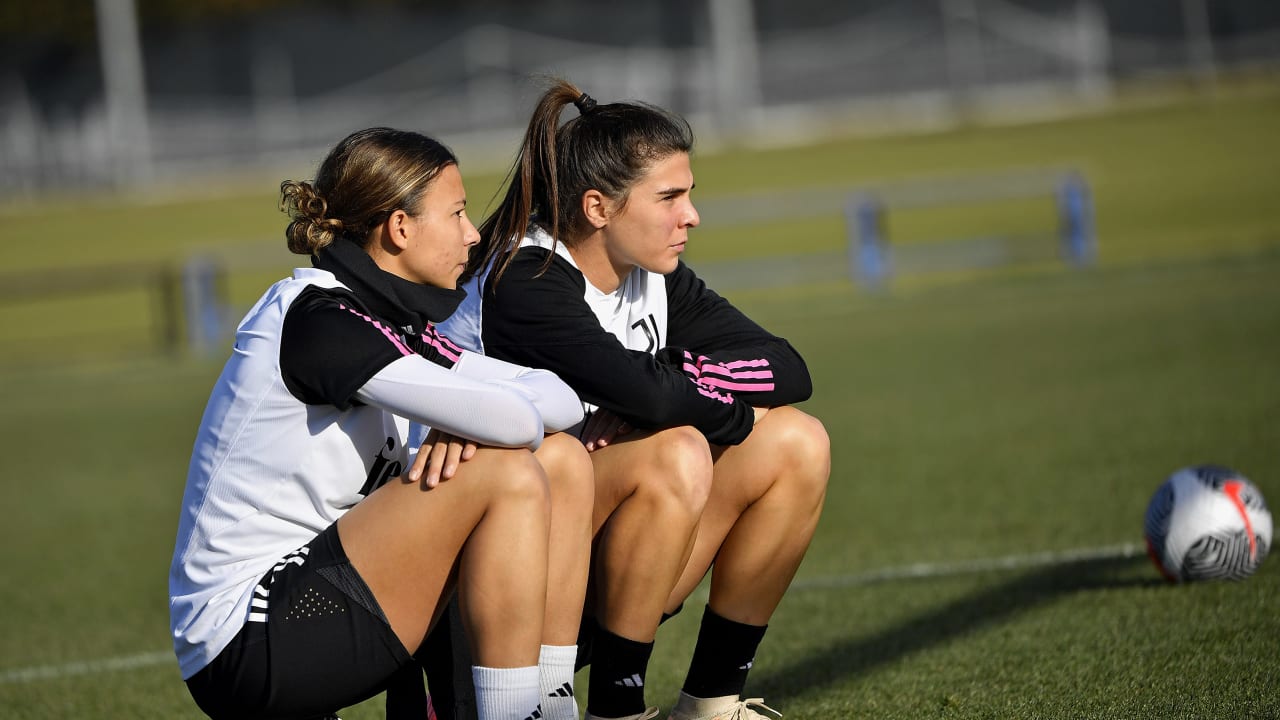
[601,152,700,276]
[400,164,480,288]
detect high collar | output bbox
[312,240,466,333]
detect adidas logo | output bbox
[523,704,542,720]
[613,673,644,688]
[547,681,574,698]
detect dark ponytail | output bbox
[469,78,694,285]
[469,80,582,281]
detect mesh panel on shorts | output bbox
[283,585,346,620]
[316,563,390,626]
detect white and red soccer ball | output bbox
[1144,465,1272,582]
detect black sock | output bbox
[417,618,456,720]
[586,622,654,718]
[681,605,768,699]
[575,612,597,672]
[384,662,430,720]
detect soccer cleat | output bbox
[666,696,782,720]
[583,707,660,720]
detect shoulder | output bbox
[487,246,586,301]
[281,280,413,362]
[289,281,360,312]
[283,283,368,333]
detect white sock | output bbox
[472,664,541,720]
[538,644,580,720]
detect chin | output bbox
[643,257,681,276]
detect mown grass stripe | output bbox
[0,651,173,684]
[790,542,1145,590]
[0,543,1144,685]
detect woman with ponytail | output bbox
[443,81,830,720]
[169,127,592,720]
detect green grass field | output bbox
[1,82,1278,718]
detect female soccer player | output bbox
[168,127,593,720]
[443,81,831,720]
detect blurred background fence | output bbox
[2,0,1278,361]
[3,0,1278,195]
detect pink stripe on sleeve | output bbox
[339,304,414,356]
[698,377,776,393]
[422,325,462,363]
[684,352,775,393]
[695,384,736,405]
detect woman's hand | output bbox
[406,429,478,488]
[581,408,634,452]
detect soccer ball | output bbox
[1144,465,1272,582]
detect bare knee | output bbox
[764,407,831,498]
[478,447,552,514]
[642,425,715,510]
[536,432,595,511]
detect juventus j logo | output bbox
[631,313,660,353]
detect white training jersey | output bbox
[442,227,668,418]
[170,266,581,679]
[445,226,813,446]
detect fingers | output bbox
[407,430,479,488]
[422,435,450,489]
[581,411,613,452]
[583,410,631,452]
[440,435,467,481]
[406,429,440,486]
[581,412,606,452]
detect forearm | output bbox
[355,355,545,449]
[451,351,584,432]
[661,340,813,407]
[488,340,756,445]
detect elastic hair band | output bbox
[574,92,598,115]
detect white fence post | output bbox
[93,0,153,186]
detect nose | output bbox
[684,200,700,229]
[463,213,481,247]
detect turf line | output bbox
[790,541,1145,591]
[1,542,1145,684]
[0,650,174,684]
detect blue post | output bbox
[1058,173,1096,267]
[846,193,888,288]
[182,256,229,355]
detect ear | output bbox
[581,189,611,230]
[382,209,413,251]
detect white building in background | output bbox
[1,0,1276,196]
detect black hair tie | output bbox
[574,92,597,115]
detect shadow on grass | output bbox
[750,554,1158,704]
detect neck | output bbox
[365,233,408,282]
[566,232,630,294]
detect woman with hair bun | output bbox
[444,81,831,720]
[169,127,592,720]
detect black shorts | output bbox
[185,523,412,720]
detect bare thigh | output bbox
[667,406,831,622]
[338,445,550,657]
